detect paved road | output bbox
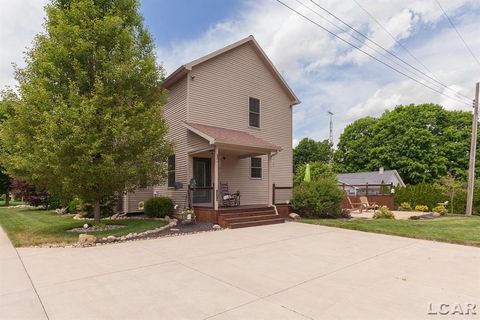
[1,222,479,319]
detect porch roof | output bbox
[184,122,281,152]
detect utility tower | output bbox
[328,111,334,146]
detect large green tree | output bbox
[334,104,475,184]
[293,137,331,170]
[0,0,172,222]
[333,117,377,173]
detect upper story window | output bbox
[167,155,176,187]
[251,157,262,178]
[249,97,260,128]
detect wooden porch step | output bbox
[227,217,285,229]
[217,206,271,214]
[218,209,275,219]
[222,214,278,224]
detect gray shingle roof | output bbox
[337,170,405,187]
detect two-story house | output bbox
[122,35,300,227]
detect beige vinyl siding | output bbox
[153,76,210,209]
[188,42,293,205]
[127,186,153,212]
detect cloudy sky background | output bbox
[1,0,480,146]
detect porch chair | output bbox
[359,196,379,212]
[346,197,362,213]
[220,182,240,207]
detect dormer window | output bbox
[249,97,260,128]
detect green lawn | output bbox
[301,216,480,247]
[0,199,24,207]
[0,208,167,247]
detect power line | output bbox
[434,0,480,69]
[275,0,471,106]
[293,0,442,92]
[309,0,472,102]
[294,0,469,101]
[352,0,436,77]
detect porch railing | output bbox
[272,184,293,205]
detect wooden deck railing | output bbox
[272,184,293,205]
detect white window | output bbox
[251,157,262,178]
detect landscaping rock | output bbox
[164,216,171,222]
[78,234,97,244]
[55,208,67,215]
[289,213,300,220]
[212,224,222,230]
[106,235,116,242]
[170,228,180,232]
[110,213,120,220]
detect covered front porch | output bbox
[184,122,282,218]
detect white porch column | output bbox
[214,146,219,210]
[268,152,273,206]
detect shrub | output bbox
[395,183,443,211]
[46,195,63,210]
[144,196,174,218]
[399,202,412,211]
[373,206,395,219]
[291,179,344,218]
[432,205,448,215]
[68,198,82,213]
[10,180,50,208]
[414,205,429,212]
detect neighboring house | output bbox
[338,167,405,196]
[121,35,300,223]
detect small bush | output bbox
[414,205,429,212]
[68,198,82,213]
[373,206,395,219]
[399,202,412,211]
[46,195,63,210]
[291,179,344,218]
[432,205,447,215]
[144,197,174,218]
[395,183,443,210]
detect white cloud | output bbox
[1,0,479,146]
[0,0,47,89]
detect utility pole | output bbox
[466,82,479,216]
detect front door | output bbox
[193,157,212,204]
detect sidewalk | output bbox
[0,227,47,320]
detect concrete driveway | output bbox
[1,222,479,320]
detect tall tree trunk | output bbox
[93,200,101,223]
[4,193,9,206]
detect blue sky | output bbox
[1,0,480,145]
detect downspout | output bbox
[269,151,279,215]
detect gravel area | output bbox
[129,221,215,241]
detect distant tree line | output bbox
[294,103,477,185]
